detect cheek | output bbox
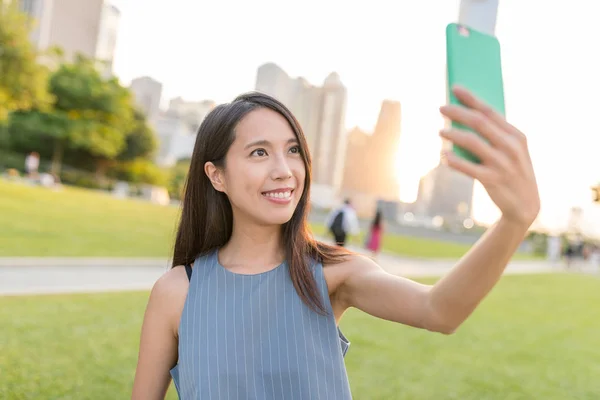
[224,163,265,198]
[293,160,306,186]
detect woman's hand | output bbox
[439,86,540,228]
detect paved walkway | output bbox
[1,242,595,296]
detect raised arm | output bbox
[132,267,188,400]
[333,86,540,333]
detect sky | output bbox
[110,0,600,237]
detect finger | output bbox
[440,104,524,162]
[443,150,495,183]
[440,104,508,151]
[451,85,524,140]
[439,128,502,166]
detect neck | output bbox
[219,220,285,270]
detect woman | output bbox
[132,86,540,399]
[365,209,384,259]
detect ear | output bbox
[204,161,226,193]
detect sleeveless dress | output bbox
[366,225,382,252]
[170,249,353,399]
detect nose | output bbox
[270,153,292,181]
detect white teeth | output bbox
[264,191,291,199]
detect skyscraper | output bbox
[167,98,216,130]
[17,0,53,49]
[18,0,121,76]
[255,63,294,106]
[130,76,163,123]
[415,163,474,220]
[369,100,402,200]
[95,2,121,77]
[312,73,347,189]
[415,119,475,220]
[339,100,402,214]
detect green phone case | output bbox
[446,23,505,164]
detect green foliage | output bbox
[0,147,26,171]
[167,158,190,200]
[118,109,158,162]
[0,1,53,120]
[60,168,114,191]
[109,158,168,186]
[1,13,161,187]
[7,54,139,176]
[8,109,69,143]
[49,55,134,160]
[0,121,9,148]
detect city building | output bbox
[414,115,475,222]
[368,100,402,200]
[154,115,196,167]
[128,76,217,167]
[18,0,120,76]
[339,101,402,216]
[312,73,348,190]
[338,127,377,216]
[415,162,474,221]
[17,0,54,50]
[167,98,215,131]
[95,1,120,77]
[129,76,163,123]
[151,97,216,167]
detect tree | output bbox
[7,109,69,172]
[168,158,191,200]
[117,109,158,162]
[51,55,135,174]
[0,1,52,121]
[110,158,168,187]
[9,54,136,175]
[108,108,163,187]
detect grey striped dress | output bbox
[170,249,352,399]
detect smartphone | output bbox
[446,22,505,164]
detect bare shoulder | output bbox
[147,265,190,336]
[133,267,189,398]
[322,253,381,320]
[323,253,381,293]
[151,265,190,301]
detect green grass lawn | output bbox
[0,179,180,257]
[1,274,598,399]
[0,179,537,259]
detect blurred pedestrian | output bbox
[24,152,39,180]
[365,209,384,259]
[325,198,360,247]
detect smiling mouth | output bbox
[261,189,294,200]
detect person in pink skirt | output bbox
[365,209,384,259]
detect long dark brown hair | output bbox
[172,92,351,314]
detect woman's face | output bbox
[205,107,306,227]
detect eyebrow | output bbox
[244,138,298,150]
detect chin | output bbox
[255,204,298,226]
[265,211,295,226]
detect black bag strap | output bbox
[184,264,192,281]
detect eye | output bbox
[250,148,267,157]
[289,145,300,154]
